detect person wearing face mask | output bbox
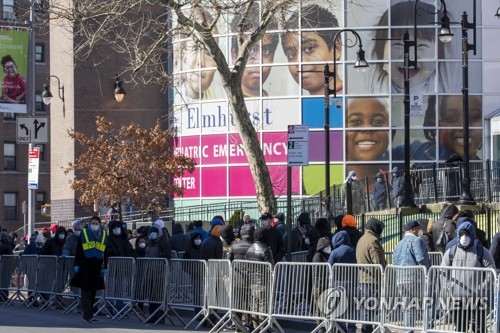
[373,172,390,211]
[392,220,430,333]
[390,167,405,208]
[62,219,84,257]
[342,170,366,215]
[260,213,286,263]
[105,220,132,258]
[23,233,43,255]
[441,221,495,333]
[133,236,147,258]
[71,216,108,323]
[41,226,67,256]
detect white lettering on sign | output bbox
[174,177,196,190]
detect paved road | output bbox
[0,302,316,333]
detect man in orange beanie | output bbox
[340,215,362,247]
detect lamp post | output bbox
[399,0,453,207]
[323,29,368,216]
[457,0,477,205]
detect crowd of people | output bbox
[2,204,500,332]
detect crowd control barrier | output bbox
[1,254,499,332]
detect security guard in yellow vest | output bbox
[70,216,108,323]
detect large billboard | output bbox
[171,0,492,203]
[0,30,28,113]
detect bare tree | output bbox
[65,116,195,219]
[40,0,330,214]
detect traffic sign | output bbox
[28,147,40,190]
[16,117,48,144]
[287,125,309,166]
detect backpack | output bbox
[436,220,450,252]
[449,241,484,267]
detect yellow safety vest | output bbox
[82,228,107,252]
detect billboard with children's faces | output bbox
[171,0,493,201]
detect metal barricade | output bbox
[289,251,308,262]
[37,255,59,311]
[0,255,21,306]
[271,262,331,333]
[426,266,497,333]
[98,257,135,320]
[383,265,427,332]
[429,252,444,266]
[58,256,81,314]
[133,257,172,325]
[19,255,38,307]
[229,260,274,333]
[331,263,384,333]
[204,259,231,331]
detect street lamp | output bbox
[457,0,477,205]
[42,75,64,105]
[324,29,368,216]
[399,0,452,207]
[114,75,126,102]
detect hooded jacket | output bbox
[356,218,386,283]
[312,237,331,263]
[200,226,223,260]
[245,227,274,265]
[328,231,356,265]
[105,220,133,258]
[184,231,202,260]
[264,226,286,263]
[432,205,458,252]
[315,218,333,240]
[340,215,363,247]
[145,222,172,260]
[441,222,495,296]
[219,225,236,259]
[445,217,489,251]
[168,223,190,253]
[41,226,66,256]
[229,225,254,261]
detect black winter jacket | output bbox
[200,235,223,260]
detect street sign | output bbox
[28,147,40,190]
[16,117,48,144]
[287,125,309,166]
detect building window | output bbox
[3,112,15,120]
[36,192,46,211]
[4,192,17,221]
[35,93,45,112]
[35,44,45,63]
[2,0,15,20]
[3,142,16,170]
[34,144,46,161]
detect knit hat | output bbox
[404,220,421,231]
[154,219,165,230]
[211,225,222,237]
[273,213,285,222]
[297,212,311,225]
[35,234,45,243]
[341,215,356,228]
[50,223,58,234]
[72,219,83,229]
[210,218,224,230]
[348,171,356,178]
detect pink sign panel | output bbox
[173,167,200,198]
[201,167,227,197]
[229,165,300,197]
[174,135,201,164]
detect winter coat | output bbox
[432,205,458,252]
[168,223,191,253]
[445,217,489,251]
[340,226,362,248]
[145,223,172,260]
[22,243,41,255]
[184,231,202,260]
[105,221,133,258]
[441,222,495,297]
[312,237,331,263]
[0,233,13,255]
[373,181,388,207]
[133,236,147,258]
[245,228,274,266]
[62,233,80,256]
[356,218,386,284]
[41,227,66,256]
[70,227,107,292]
[200,235,223,260]
[391,175,405,199]
[219,225,236,260]
[305,228,321,262]
[393,233,430,269]
[264,227,286,263]
[328,231,356,265]
[229,225,254,261]
[194,226,210,241]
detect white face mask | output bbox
[138,242,146,249]
[460,235,471,247]
[58,234,65,240]
[323,247,332,254]
[149,232,158,240]
[417,230,424,237]
[112,228,122,236]
[194,239,202,246]
[304,238,311,245]
[74,230,81,237]
[90,224,99,232]
[377,178,383,183]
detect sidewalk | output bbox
[0,302,316,333]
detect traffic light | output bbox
[41,204,51,217]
